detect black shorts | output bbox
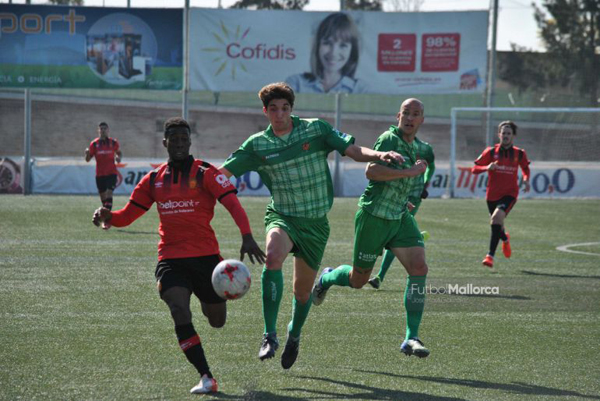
[487,196,517,216]
[155,255,225,304]
[96,174,117,193]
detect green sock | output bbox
[376,250,395,281]
[288,295,312,338]
[261,267,283,335]
[404,275,427,340]
[321,264,352,289]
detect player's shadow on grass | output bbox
[289,375,466,401]
[522,270,600,280]
[205,391,308,400]
[357,371,600,399]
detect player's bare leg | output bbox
[392,246,430,358]
[484,208,509,266]
[200,301,226,328]
[281,257,318,369]
[98,190,113,229]
[161,286,217,392]
[259,228,294,361]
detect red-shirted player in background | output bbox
[472,120,530,268]
[85,122,122,212]
[92,117,266,395]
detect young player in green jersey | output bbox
[219,82,403,369]
[368,123,435,290]
[311,98,432,358]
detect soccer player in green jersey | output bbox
[368,120,435,290]
[219,82,402,369]
[311,98,432,358]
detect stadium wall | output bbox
[22,158,600,198]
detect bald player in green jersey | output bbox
[311,98,432,358]
[368,133,435,290]
[219,82,403,370]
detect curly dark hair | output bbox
[164,117,191,137]
[258,82,295,109]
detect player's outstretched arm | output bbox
[240,233,266,265]
[218,167,233,178]
[220,193,266,265]
[366,159,427,182]
[92,201,147,228]
[344,144,404,164]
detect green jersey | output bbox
[407,137,435,201]
[358,125,419,220]
[222,115,355,218]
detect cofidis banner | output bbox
[0,5,182,89]
[189,9,488,94]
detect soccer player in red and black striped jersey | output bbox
[472,120,531,268]
[85,122,122,212]
[92,117,265,395]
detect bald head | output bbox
[397,98,425,138]
[400,98,424,114]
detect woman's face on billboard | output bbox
[319,35,352,74]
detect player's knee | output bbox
[165,301,192,324]
[294,291,311,304]
[265,250,286,270]
[349,274,369,289]
[208,314,226,328]
[411,262,428,276]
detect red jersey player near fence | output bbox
[85,122,122,212]
[92,117,265,395]
[472,120,530,268]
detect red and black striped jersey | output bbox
[89,137,119,177]
[473,144,530,201]
[125,156,237,260]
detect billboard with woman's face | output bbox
[189,9,488,95]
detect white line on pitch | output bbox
[556,242,600,256]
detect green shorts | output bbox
[353,208,424,270]
[264,209,330,271]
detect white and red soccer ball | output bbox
[211,259,251,300]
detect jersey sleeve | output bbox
[110,171,154,227]
[88,140,96,157]
[321,120,355,155]
[129,171,155,210]
[221,138,262,178]
[520,149,531,180]
[474,147,492,166]
[423,144,435,184]
[203,164,238,201]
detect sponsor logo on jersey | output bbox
[157,199,199,210]
[215,173,231,189]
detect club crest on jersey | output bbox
[189,178,197,189]
[302,142,310,151]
